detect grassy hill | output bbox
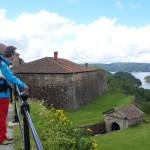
[64,92,150,150]
[65,91,134,125]
[93,115,150,150]
[14,91,150,150]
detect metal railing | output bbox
[13,84,44,150]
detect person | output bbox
[0,46,29,145]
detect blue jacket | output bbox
[0,55,26,98]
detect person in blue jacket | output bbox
[0,46,29,145]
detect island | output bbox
[144,75,150,83]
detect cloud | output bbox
[0,9,150,64]
[115,0,125,9]
[0,9,6,20]
[128,2,142,9]
[115,0,142,9]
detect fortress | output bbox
[0,43,107,110]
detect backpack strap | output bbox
[0,58,13,102]
[0,59,11,93]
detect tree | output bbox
[107,72,141,95]
[141,102,150,114]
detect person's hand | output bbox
[23,86,29,92]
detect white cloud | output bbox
[115,0,125,9]
[115,0,142,9]
[0,9,6,21]
[128,3,141,9]
[0,9,150,64]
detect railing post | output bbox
[21,92,30,150]
[14,84,19,123]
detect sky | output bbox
[1,0,150,64]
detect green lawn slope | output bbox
[93,115,150,150]
[65,92,150,149]
[14,91,150,150]
[65,91,134,126]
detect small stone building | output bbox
[103,104,144,132]
[12,52,107,110]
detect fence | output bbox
[13,84,44,150]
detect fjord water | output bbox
[131,72,150,89]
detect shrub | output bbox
[141,102,150,115]
[39,107,98,150]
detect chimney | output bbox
[54,51,58,61]
[85,63,88,67]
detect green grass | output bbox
[93,115,150,150]
[13,100,50,150]
[14,91,140,150]
[65,91,134,125]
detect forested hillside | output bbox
[107,72,150,115]
[90,62,150,72]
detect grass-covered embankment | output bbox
[93,115,150,150]
[65,91,134,125]
[13,91,137,149]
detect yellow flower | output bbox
[92,140,98,150]
[50,119,55,123]
[86,128,92,132]
[93,143,97,148]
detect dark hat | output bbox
[4,46,17,58]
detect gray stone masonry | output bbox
[16,70,107,110]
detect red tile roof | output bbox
[115,104,144,120]
[104,104,144,120]
[12,57,93,74]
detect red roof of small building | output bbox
[12,57,93,74]
[103,104,144,120]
